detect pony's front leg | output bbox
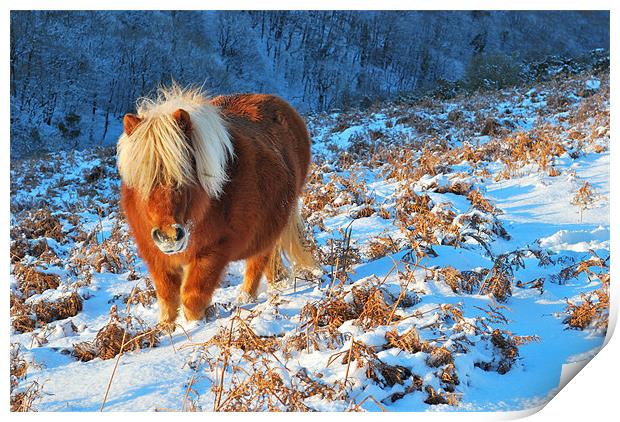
[181,257,227,321]
[150,267,182,324]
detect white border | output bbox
[3,1,617,420]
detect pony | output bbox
[117,85,316,324]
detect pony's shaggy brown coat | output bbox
[118,88,315,323]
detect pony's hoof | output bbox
[268,277,292,291]
[156,320,176,334]
[182,307,207,323]
[235,290,255,305]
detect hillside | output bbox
[10,69,609,412]
[10,11,609,157]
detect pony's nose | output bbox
[151,228,166,243]
[151,225,186,244]
[174,226,185,242]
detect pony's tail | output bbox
[274,204,318,275]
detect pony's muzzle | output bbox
[151,224,189,255]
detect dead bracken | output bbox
[73,309,160,362]
[13,263,61,297]
[11,291,83,333]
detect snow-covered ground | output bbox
[10,71,610,412]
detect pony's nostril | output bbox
[175,227,185,242]
[151,228,164,243]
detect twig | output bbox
[214,313,236,411]
[351,394,387,412]
[387,256,421,324]
[343,336,354,385]
[182,357,201,412]
[100,285,139,411]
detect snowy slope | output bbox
[10,71,610,412]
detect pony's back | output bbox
[211,94,312,195]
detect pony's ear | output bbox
[123,113,142,136]
[172,109,192,132]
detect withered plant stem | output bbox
[214,314,236,411]
[387,256,422,325]
[351,394,387,412]
[100,285,138,411]
[344,335,354,385]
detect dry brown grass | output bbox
[353,285,402,329]
[10,343,28,390]
[457,210,511,255]
[68,221,137,276]
[300,279,410,333]
[385,326,425,353]
[10,238,58,264]
[13,263,60,297]
[10,295,37,333]
[384,145,452,184]
[11,206,65,242]
[489,330,519,374]
[426,346,453,368]
[479,117,501,136]
[562,254,609,331]
[564,289,609,331]
[284,328,344,355]
[185,312,349,411]
[571,181,602,222]
[365,235,401,260]
[11,381,44,412]
[516,277,545,294]
[10,343,43,412]
[440,363,460,392]
[557,252,608,284]
[213,358,341,411]
[205,313,279,355]
[352,204,375,219]
[395,187,461,257]
[435,179,473,196]
[300,291,358,332]
[434,267,486,295]
[11,291,82,333]
[433,247,540,303]
[395,113,438,136]
[302,164,339,217]
[546,92,571,113]
[31,292,82,324]
[473,330,518,375]
[73,306,160,361]
[495,128,566,180]
[329,339,412,388]
[424,385,461,406]
[322,223,361,284]
[477,255,513,303]
[467,188,498,214]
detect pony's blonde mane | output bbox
[117,84,234,199]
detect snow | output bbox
[10,72,610,412]
[486,153,609,226]
[539,227,610,252]
[585,79,601,90]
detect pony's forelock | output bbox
[117,84,234,199]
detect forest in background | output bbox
[10,10,609,157]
